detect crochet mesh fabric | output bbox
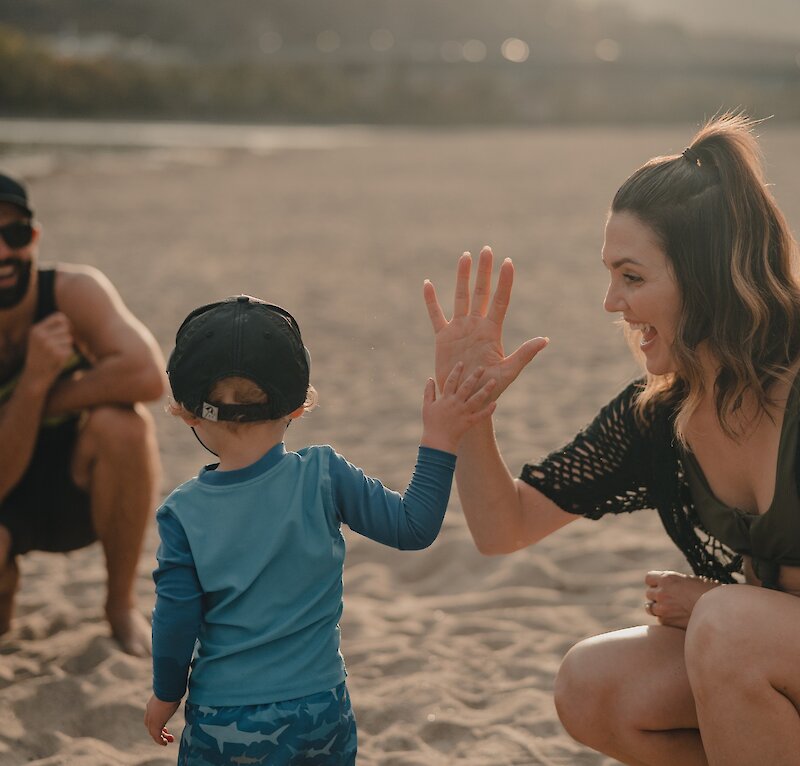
[520,380,742,583]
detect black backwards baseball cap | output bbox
[0,173,33,218]
[167,295,310,422]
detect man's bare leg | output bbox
[0,525,18,635]
[72,404,160,656]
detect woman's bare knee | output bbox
[557,625,697,749]
[685,585,766,691]
[555,636,619,745]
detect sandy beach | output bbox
[1,122,799,765]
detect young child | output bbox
[144,295,496,764]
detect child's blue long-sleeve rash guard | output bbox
[152,443,456,706]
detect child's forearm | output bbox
[152,512,204,700]
[395,446,457,549]
[152,651,193,704]
[151,594,201,701]
[331,445,456,549]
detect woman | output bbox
[423,113,800,765]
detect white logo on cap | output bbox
[202,402,219,421]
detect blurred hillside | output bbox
[0,0,798,123]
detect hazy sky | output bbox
[582,0,800,43]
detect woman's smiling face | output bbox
[602,211,682,376]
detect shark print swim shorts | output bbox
[178,682,356,765]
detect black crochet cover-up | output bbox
[520,380,742,583]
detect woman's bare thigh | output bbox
[686,585,800,763]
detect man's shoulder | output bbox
[51,263,111,297]
[50,263,123,321]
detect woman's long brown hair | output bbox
[612,113,800,443]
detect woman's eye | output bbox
[623,273,642,284]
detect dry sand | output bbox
[1,123,799,765]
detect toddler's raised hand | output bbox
[420,362,497,454]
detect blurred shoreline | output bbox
[0,118,377,151]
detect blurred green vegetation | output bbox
[0,12,798,124]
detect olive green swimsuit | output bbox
[683,375,800,590]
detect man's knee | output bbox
[74,405,159,494]
[81,404,156,458]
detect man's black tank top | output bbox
[35,267,58,323]
[0,268,88,423]
[0,268,59,389]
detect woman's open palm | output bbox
[423,246,548,400]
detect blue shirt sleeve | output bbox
[329,445,457,550]
[151,506,204,702]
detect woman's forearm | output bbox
[455,418,577,554]
[455,418,523,554]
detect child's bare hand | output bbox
[421,362,497,453]
[144,694,180,746]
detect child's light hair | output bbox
[167,376,318,431]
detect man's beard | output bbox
[0,258,32,309]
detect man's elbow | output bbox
[135,366,167,403]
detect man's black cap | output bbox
[167,295,310,422]
[0,173,33,218]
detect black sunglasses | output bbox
[0,221,34,249]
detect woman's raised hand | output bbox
[423,246,548,400]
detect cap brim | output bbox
[0,194,32,217]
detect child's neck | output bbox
[214,421,289,472]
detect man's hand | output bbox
[644,570,721,630]
[42,265,165,417]
[420,363,497,453]
[144,694,179,746]
[423,247,548,400]
[21,312,74,392]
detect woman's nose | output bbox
[603,281,625,314]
